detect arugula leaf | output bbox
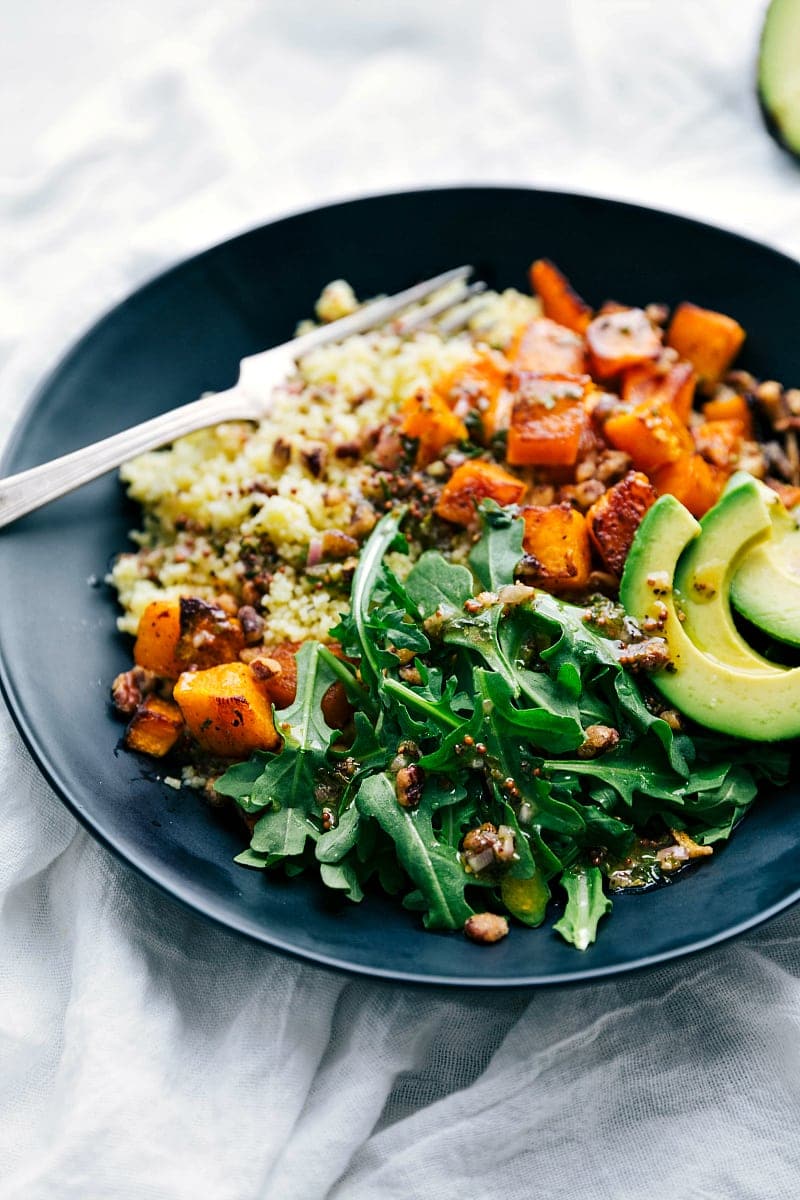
[468,500,525,591]
[251,806,319,856]
[540,748,684,809]
[343,712,388,772]
[350,508,408,684]
[355,772,473,929]
[233,847,279,870]
[405,551,474,617]
[440,604,521,694]
[553,865,612,950]
[267,639,339,798]
[320,858,364,902]
[214,753,271,812]
[316,804,361,863]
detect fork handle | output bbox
[0,388,257,530]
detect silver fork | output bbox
[0,265,483,530]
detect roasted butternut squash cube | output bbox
[509,318,586,375]
[134,597,245,679]
[666,302,745,384]
[652,454,726,518]
[174,662,281,757]
[529,259,592,333]
[701,392,754,439]
[586,471,658,576]
[436,351,510,438]
[586,308,662,380]
[176,597,245,669]
[766,480,800,510]
[400,390,468,466]
[436,460,526,527]
[622,360,696,424]
[692,419,744,469]
[520,503,592,592]
[603,399,694,475]
[506,373,590,468]
[124,696,184,758]
[134,599,184,678]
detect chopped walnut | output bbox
[320,530,359,560]
[462,823,499,856]
[616,638,672,673]
[111,666,159,716]
[237,605,266,645]
[464,912,509,944]
[301,444,328,478]
[577,724,621,759]
[395,764,425,809]
[248,656,283,682]
[272,438,291,468]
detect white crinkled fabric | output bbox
[3,1,800,1196]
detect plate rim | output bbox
[3,182,800,987]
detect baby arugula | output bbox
[215,501,789,951]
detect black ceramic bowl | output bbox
[2,186,799,986]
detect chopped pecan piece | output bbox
[577,724,621,759]
[111,666,159,716]
[464,912,509,944]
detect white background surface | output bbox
[3,1,800,1196]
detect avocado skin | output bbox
[620,495,800,742]
[758,0,800,161]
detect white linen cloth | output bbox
[3,1,800,1195]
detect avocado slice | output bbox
[673,474,778,670]
[730,483,800,646]
[620,495,800,741]
[758,0,800,159]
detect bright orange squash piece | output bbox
[666,303,745,384]
[692,419,744,469]
[766,480,800,510]
[134,597,245,679]
[586,471,658,576]
[701,392,754,439]
[622,360,696,424]
[134,599,184,678]
[174,662,281,757]
[436,352,510,441]
[529,260,592,334]
[509,318,586,375]
[520,504,592,592]
[400,391,467,466]
[436,460,526,527]
[586,308,662,379]
[506,374,590,467]
[603,399,693,475]
[652,454,726,518]
[124,696,184,758]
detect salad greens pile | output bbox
[216,502,789,950]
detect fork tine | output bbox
[289,264,473,357]
[394,280,488,334]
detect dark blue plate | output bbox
[1,186,799,986]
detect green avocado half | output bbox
[620,495,800,741]
[758,0,800,160]
[729,478,800,646]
